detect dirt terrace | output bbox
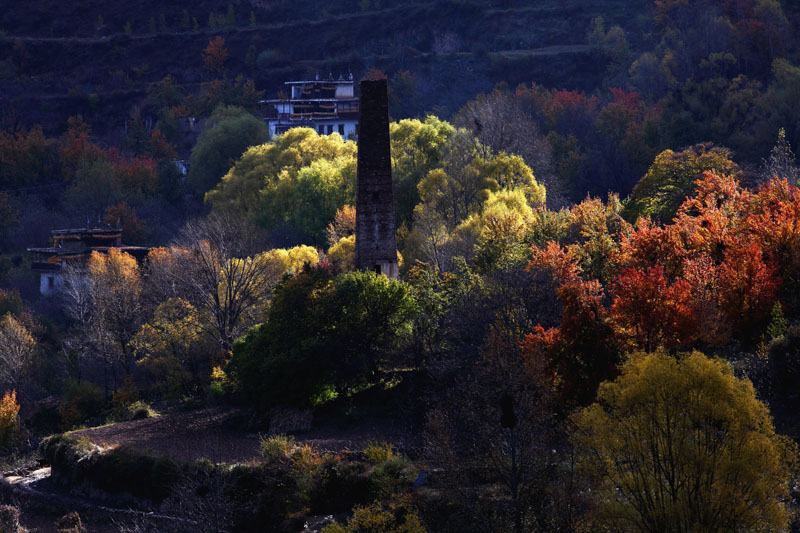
[69,406,408,463]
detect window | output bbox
[327,124,333,134]
[338,124,345,135]
[48,276,54,288]
[318,125,325,134]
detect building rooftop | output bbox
[284,80,354,86]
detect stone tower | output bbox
[355,79,398,278]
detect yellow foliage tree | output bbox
[130,298,208,395]
[87,249,144,376]
[574,350,796,532]
[328,235,355,272]
[0,390,20,451]
[260,245,320,274]
[205,127,357,216]
[0,314,35,392]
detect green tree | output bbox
[574,350,796,532]
[257,156,355,246]
[65,159,123,221]
[390,116,455,227]
[624,143,740,222]
[206,127,356,243]
[229,268,417,410]
[187,105,268,197]
[416,130,545,230]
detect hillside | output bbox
[0,0,648,144]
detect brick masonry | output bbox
[355,79,398,278]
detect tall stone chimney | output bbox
[355,79,398,278]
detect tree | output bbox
[257,156,355,246]
[229,268,417,410]
[0,314,35,394]
[717,240,780,337]
[206,127,355,215]
[65,159,122,221]
[0,391,20,452]
[203,36,229,76]
[574,350,796,532]
[426,325,563,532]
[326,205,356,247]
[453,90,555,203]
[130,298,211,397]
[152,212,286,353]
[187,105,268,197]
[103,202,147,244]
[414,130,545,232]
[611,266,697,352]
[624,143,740,223]
[761,127,799,183]
[86,249,144,379]
[390,117,455,227]
[522,243,620,405]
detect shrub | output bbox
[322,500,426,533]
[312,456,371,514]
[107,400,158,423]
[256,49,284,70]
[56,511,86,533]
[290,443,322,502]
[260,434,295,462]
[368,456,415,499]
[363,441,395,464]
[0,505,21,533]
[0,390,20,452]
[59,381,105,430]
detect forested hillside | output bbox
[0,0,645,140]
[3,0,800,531]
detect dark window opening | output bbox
[48,276,54,288]
[338,124,345,135]
[318,125,325,134]
[374,265,381,274]
[327,124,333,134]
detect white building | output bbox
[261,74,359,139]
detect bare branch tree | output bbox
[151,212,283,353]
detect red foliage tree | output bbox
[103,202,147,244]
[203,36,229,76]
[524,243,619,405]
[522,277,618,406]
[717,240,780,336]
[617,217,688,280]
[527,241,582,285]
[745,178,800,310]
[673,170,749,262]
[59,116,103,182]
[611,265,698,352]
